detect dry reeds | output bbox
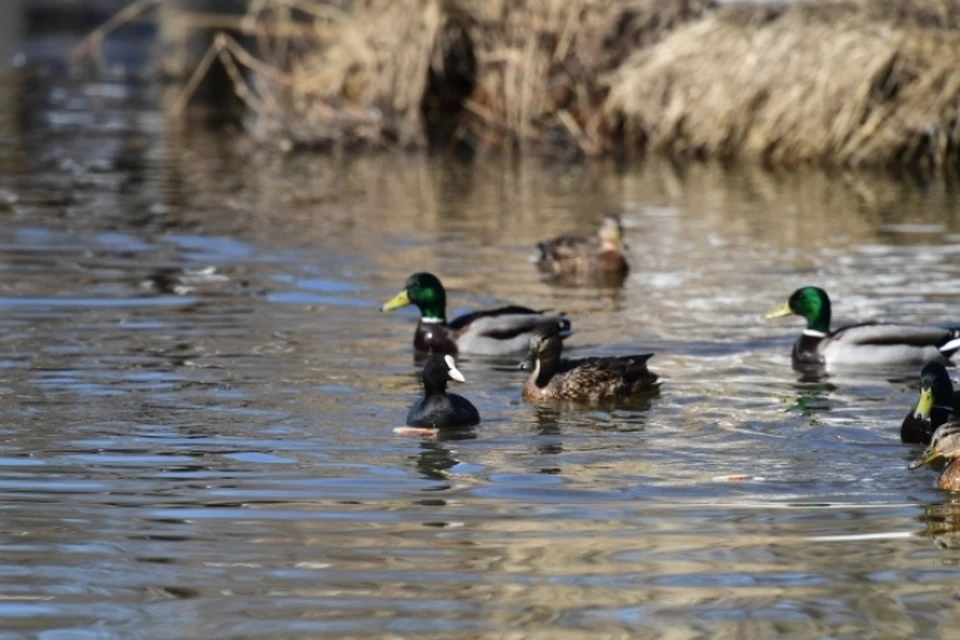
[75,0,960,170]
[604,0,960,169]
[232,0,713,152]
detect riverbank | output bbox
[82,0,960,171]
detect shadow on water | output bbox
[6,21,960,639]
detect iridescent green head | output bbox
[765,286,832,334]
[380,272,448,321]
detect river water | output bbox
[3,68,960,639]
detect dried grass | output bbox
[75,0,960,169]
[235,0,712,151]
[604,0,960,169]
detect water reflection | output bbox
[4,65,960,638]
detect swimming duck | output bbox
[910,423,960,491]
[901,363,960,445]
[765,286,960,368]
[533,214,629,280]
[520,321,658,403]
[405,354,480,429]
[381,272,571,356]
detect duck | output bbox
[765,286,960,368]
[901,363,960,445]
[380,272,571,356]
[405,354,480,429]
[532,213,629,280]
[520,321,658,403]
[910,422,960,491]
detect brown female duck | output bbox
[910,423,960,491]
[533,214,629,280]
[520,321,658,403]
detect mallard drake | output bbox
[520,321,658,403]
[765,286,960,368]
[902,363,960,444]
[381,272,571,356]
[405,354,480,429]
[533,214,629,280]
[910,423,960,491]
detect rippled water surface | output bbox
[5,72,960,638]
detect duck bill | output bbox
[910,445,942,470]
[913,388,934,420]
[764,301,793,320]
[380,289,411,312]
[444,355,466,383]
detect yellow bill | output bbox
[913,388,934,420]
[380,289,411,312]
[764,301,793,320]
[909,442,942,470]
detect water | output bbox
[3,72,960,639]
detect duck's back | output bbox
[820,322,960,366]
[535,235,594,273]
[406,393,480,428]
[938,460,960,491]
[539,354,657,401]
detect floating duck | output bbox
[381,272,571,356]
[405,354,480,429]
[533,213,629,281]
[910,423,960,491]
[520,321,658,403]
[765,286,960,368]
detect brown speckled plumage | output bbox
[534,214,629,282]
[911,423,960,492]
[937,460,960,491]
[521,321,658,403]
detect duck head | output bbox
[765,286,832,334]
[381,272,447,321]
[598,214,625,252]
[911,423,960,470]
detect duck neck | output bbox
[534,355,559,387]
[423,377,447,397]
[418,301,446,324]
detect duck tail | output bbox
[941,329,960,357]
[529,242,549,264]
[619,353,658,386]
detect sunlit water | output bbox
[3,71,960,638]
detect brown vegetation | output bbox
[606,0,960,169]
[76,0,960,170]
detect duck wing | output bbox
[556,354,657,394]
[831,322,960,349]
[407,393,479,428]
[450,306,571,340]
[448,393,481,426]
[535,235,594,262]
[448,305,538,330]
